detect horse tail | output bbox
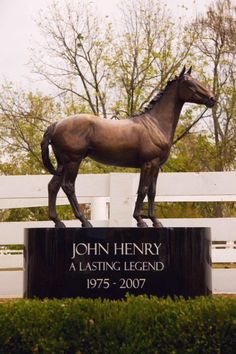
[41,122,59,175]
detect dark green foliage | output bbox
[0,205,89,222]
[0,296,235,354]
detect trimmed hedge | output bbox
[0,296,235,354]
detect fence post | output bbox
[109,173,138,227]
[90,197,108,220]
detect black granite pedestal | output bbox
[24,228,212,299]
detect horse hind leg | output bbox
[61,160,92,228]
[48,173,66,228]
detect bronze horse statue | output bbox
[41,66,215,228]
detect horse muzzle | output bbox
[206,96,216,108]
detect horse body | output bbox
[41,66,216,228]
[51,113,169,168]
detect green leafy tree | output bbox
[191,0,236,171]
[0,86,63,221]
[0,84,61,175]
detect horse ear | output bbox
[179,66,186,78]
[186,66,192,75]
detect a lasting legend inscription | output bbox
[68,242,165,290]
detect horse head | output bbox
[177,66,216,108]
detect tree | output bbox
[191,0,236,171]
[32,0,197,119]
[111,0,196,116]
[0,84,60,174]
[32,1,113,118]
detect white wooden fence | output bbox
[0,172,236,297]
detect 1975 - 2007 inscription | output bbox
[68,242,165,290]
[87,278,146,289]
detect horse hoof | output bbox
[55,221,66,228]
[153,221,163,228]
[82,221,93,228]
[137,221,148,228]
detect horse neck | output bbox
[148,85,184,143]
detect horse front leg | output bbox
[61,161,92,228]
[48,174,66,228]
[133,160,158,228]
[147,169,163,228]
[133,192,149,228]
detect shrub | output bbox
[0,296,235,354]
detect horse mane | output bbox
[133,78,177,117]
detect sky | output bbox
[0,0,215,93]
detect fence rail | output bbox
[1,172,236,297]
